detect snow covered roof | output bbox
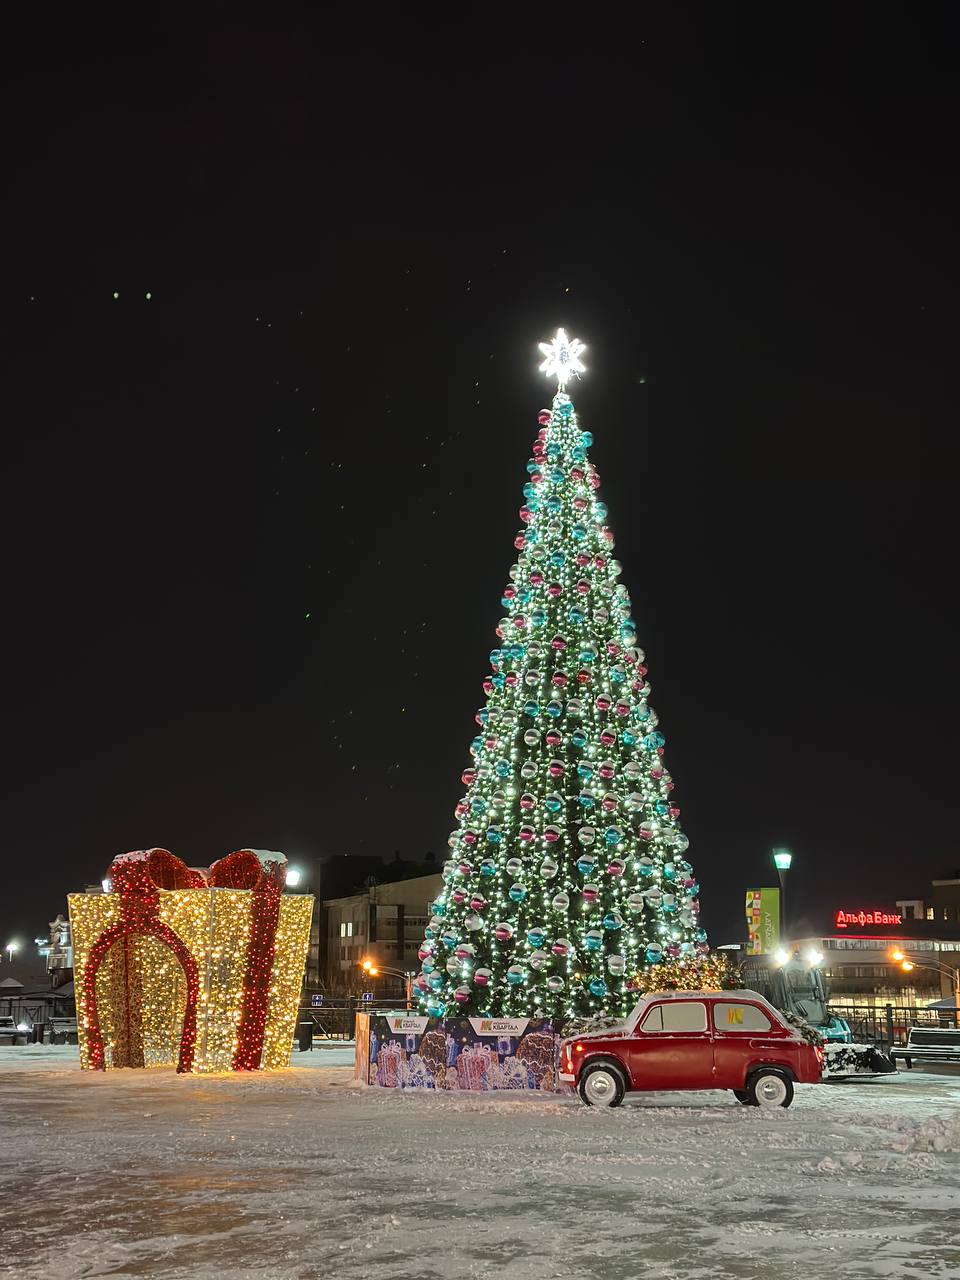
[637,989,767,1001]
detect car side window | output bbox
[713,1002,772,1032]
[640,1002,707,1033]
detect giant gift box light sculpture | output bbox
[69,848,312,1072]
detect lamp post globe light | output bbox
[4,941,18,964]
[771,848,793,943]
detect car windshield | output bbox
[783,968,827,1025]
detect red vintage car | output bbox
[560,989,824,1108]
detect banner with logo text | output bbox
[745,888,780,955]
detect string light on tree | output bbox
[415,331,707,1023]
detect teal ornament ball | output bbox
[509,883,527,902]
[584,929,603,953]
[426,999,445,1017]
[589,977,607,998]
[506,964,526,985]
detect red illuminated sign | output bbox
[835,909,902,929]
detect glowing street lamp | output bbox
[5,941,18,964]
[771,848,793,942]
[285,866,303,888]
[359,958,414,1006]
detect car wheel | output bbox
[747,1069,794,1108]
[577,1061,626,1108]
[731,1089,750,1104]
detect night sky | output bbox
[3,9,957,952]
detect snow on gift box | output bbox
[69,848,313,1073]
[356,1013,561,1091]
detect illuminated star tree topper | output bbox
[538,327,587,388]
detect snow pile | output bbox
[891,1112,960,1154]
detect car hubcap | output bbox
[756,1076,787,1106]
[585,1070,616,1104]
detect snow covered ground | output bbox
[1,1047,958,1280]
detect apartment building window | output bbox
[339,922,354,938]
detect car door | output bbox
[710,999,784,1087]
[624,999,714,1090]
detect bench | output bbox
[48,1018,79,1045]
[890,1025,960,1069]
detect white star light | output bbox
[538,328,586,388]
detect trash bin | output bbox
[297,1021,313,1052]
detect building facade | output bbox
[790,902,960,1009]
[317,873,443,997]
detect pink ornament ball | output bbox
[595,694,612,712]
[548,759,564,777]
[518,825,536,842]
[462,768,477,785]
[551,634,567,650]
[666,943,681,959]
[462,829,478,845]
[530,571,544,586]
[418,945,433,961]
[593,554,606,570]
[600,730,616,747]
[606,859,626,877]
[545,729,562,747]
[570,467,585,482]
[582,884,599,903]
[519,792,536,810]
[469,895,487,912]
[453,987,471,1004]
[607,641,621,657]
[575,579,590,594]
[551,670,568,687]
[452,888,467,906]
[519,506,533,523]
[547,582,563,597]
[572,496,587,511]
[538,410,551,425]
[457,859,474,877]
[505,672,519,687]
[514,535,526,551]
[482,677,494,694]
[494,923,514,942]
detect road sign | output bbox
[361,991,374,1002]
[310,993,324,1007]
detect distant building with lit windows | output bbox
[317,873,443,997]
[789,876,960,1008]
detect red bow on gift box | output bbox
[82,848,286,1073]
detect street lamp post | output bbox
[772,849,793,944]
[4,941,18,965]
[360,959,415,1008]
[891,950,960,1010]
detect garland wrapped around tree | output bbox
[415,330,708,1022]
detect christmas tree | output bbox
[415,331,707,1021]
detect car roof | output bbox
[641,989,768,1001]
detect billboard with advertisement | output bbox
[356,1013,561,1091]
[745,887,780,954]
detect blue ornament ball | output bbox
[589,977,607,998]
